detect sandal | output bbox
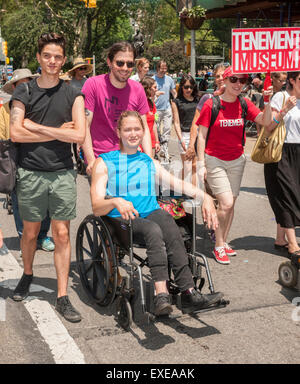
[288,249,300,258]
[274,243,289,250]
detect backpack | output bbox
[206,95,248,147]
[0,139,18,194]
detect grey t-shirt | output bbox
[70,77,87,91]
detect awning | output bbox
[196,0,300,23]
[197,0,247,11]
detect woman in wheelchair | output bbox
[90,111,223,316]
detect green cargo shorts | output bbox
[16,167,77,222]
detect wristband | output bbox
[280,109,286,117]
[273,117,280,124]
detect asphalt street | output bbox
[0,91,299,364]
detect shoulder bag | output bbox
[251,93,286,164]
[0,139,18,194]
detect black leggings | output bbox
[116,209,194,292]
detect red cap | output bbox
[223,66,248,80]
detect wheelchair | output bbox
[76,197,229,330]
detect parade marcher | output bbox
[153,60,177,162]
[90,110,223,316]
[81,41,152,175]
[68,57,93,91]
[0,69,55,252]
[171,74,199,185]
[141,76,160,157]
[131,58,150,82]
[264,71,300,257]
[196,66,273,265]
[271,72,287,93]
[10,33,86,322]
[185,63,226,163]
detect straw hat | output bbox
[68,57,93,77]
[59,71,72,81]
[3,68,39,95]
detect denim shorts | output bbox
[16,167,77,222]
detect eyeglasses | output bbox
[183,85,193,90]
[228,76,248,84]
[78,66,87,71]
[115,60,135,69]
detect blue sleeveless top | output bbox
[100,150,160,218]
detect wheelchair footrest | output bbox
[187,299,230,315]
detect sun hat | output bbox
[222,66,248,80]
[67,57,93,77]
[59,71,72,81]
[2,68,39,95]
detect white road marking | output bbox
[0,244,85,364]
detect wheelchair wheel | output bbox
[278,261,298,288]
[116,296,133,331]
[76,215,118,306]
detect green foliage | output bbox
[145,40,190,72]
[179,5,206,20]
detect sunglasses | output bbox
[228,76,248,84]
[183,85,193,90]
[115,60,135,69]
[78,67,87,71]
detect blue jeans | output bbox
[11,189,50,241]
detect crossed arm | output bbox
[10,96,86,144]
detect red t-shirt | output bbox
[146,100,157,148]
[196,97,261,161]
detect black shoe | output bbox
[153,293,173,316]
[181,289,224,314]
[12,273,33,301]
[55,296,82,323]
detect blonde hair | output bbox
[117,111,145,148]
[136,58,149,71]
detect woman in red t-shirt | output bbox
[141,77,160,157]
[196,66,273,265]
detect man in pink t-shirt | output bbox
[82,41,151,174]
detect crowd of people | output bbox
[0,32,299,322]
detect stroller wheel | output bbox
[278,261,298,288]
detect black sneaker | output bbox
[181,289,224,314]
[12,273,33,301]
[55,296,82,323]
[153,293,173,316]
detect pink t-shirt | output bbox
[82,74,149,157]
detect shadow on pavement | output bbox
[240,186,267,196]
[230,235,290,258]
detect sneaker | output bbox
[37,237,55,252]
[12,273,33,301]
[181,289,224,314]
[212,247,230,265]
[55,296,82,323]
[224,242,237,257]
[153,293,173,316]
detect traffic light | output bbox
[6,57,9,64]
[82,0,97,7]
[186,41,191,57]
[2,41,7,57]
